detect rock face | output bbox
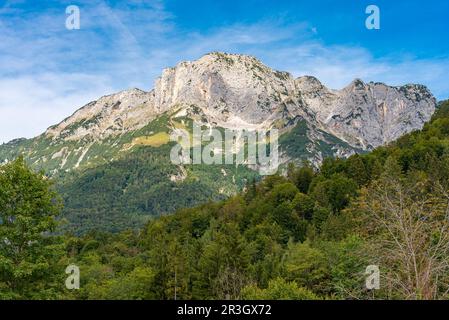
[45,88,155,141]
[152,53,297,128]
[45,52,435,148]
[0,52,437,172]
[297,77,436,149]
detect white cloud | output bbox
[257,43,449,96]
[0,73,114,143]
[0,0,172,143]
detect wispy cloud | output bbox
[256,43,449,95]
[0,73,114,142]
[0,0,448,143]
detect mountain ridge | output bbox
[3,52,436,142]
[0,51,438,234]
[0,52,437,175]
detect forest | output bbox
[1,101,449,300]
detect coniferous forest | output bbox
[1,101,448,300]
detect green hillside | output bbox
[1,101,448,300]
[57,143,258,234]
[0,109,361,235]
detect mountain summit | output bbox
[1,52,436,172]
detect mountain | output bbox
[0,52,437,234]
[297,77,435,149]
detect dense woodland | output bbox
[1,101,449,300]
[53,114,259,235]
[56,143,257,235]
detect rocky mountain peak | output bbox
[45,88,154,141]
[152,52,296,126]
[323,80,436,148]
[295,76,328,93]
[349,78,367,88]
[38,52,435,151]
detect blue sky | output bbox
[0,0,448,143]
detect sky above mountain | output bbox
[0,0,448,143]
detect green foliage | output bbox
[432,100,449,121]
[56,164,367,300]
[287,162,315,193]
[317,236,367,299]
[292,193,314,220]
[279,121,360,162]
[241,278,319,300]
[57,144,257,235]
[3,97,449,300]
[0,157,64,299]
[310,173,358,213]
[282,241,329,292]
[86,266,156,300]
